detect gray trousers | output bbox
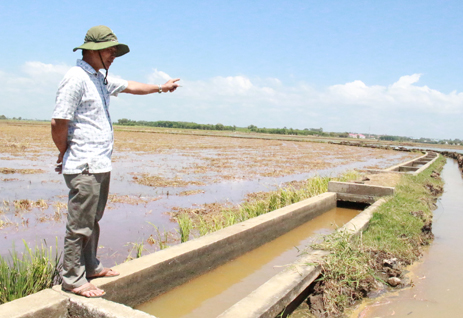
[62,172,110,290]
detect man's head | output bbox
[73,25,129,57]
[82,46,118,71]
[75,26,129,84]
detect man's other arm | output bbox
[51,118,69,173]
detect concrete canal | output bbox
[136,206,363,318]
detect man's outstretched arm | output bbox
[122,78,180,95]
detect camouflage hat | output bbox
[73,25,130,57]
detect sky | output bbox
[0,0,462,139]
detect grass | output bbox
[299,155,446,317]
[176,214,193,243]
[147,222,171,250]
[125,241,145,261]
[0,239,62,304]
[174,171,361,240]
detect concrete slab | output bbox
[336,193,378,204]
[340,199,386,234]
[0,289,69,318]
[413,160,430,165]
[67,295,156,318]
[364,169,403,175]
[399,166,419,172]
[328,181,394,197]
[49,286,156,318]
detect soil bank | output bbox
[352,158,463,317]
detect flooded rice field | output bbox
[351,159,463,318]
[0,121,419,265]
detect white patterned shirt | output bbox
[52,59,128,174]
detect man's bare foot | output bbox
[67,283,105,298]
[87,268,120,279]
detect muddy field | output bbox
[0,121,420,265]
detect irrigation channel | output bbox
[135,205,365,318]
[351,158,463,317]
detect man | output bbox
[51,25,179,298]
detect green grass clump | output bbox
[236,175,331,222]
[125,241,145,261]
[147,222,171,250]
[0,240,62,304]
[176,213,193,243]
[306,155,445,316]
[176,171,361,238]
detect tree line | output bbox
[114,119,351,137]
[115,118,237,131]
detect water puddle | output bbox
[351,159,463,317]
[136,206,362,318]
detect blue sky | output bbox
[1,1,462,139]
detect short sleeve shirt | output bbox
[52,59,128,174]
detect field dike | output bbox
[289,153,445,317]
[0,152,442,318]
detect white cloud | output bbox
[0,62,72,118]
[21,61,70,78]
[147,69,172,83]
[1,62,462,139]
[391,74,422,89]
[324,74,463,114]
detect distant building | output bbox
[348,133,366,139]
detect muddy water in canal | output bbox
[136,206,361,318]
[352,159,463,318]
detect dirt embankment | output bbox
[440,151,463,173]
[328,141,416,152]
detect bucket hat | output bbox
[73,25,129,57]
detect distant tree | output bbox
[379,135,399,141]
[0,115,6,120]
